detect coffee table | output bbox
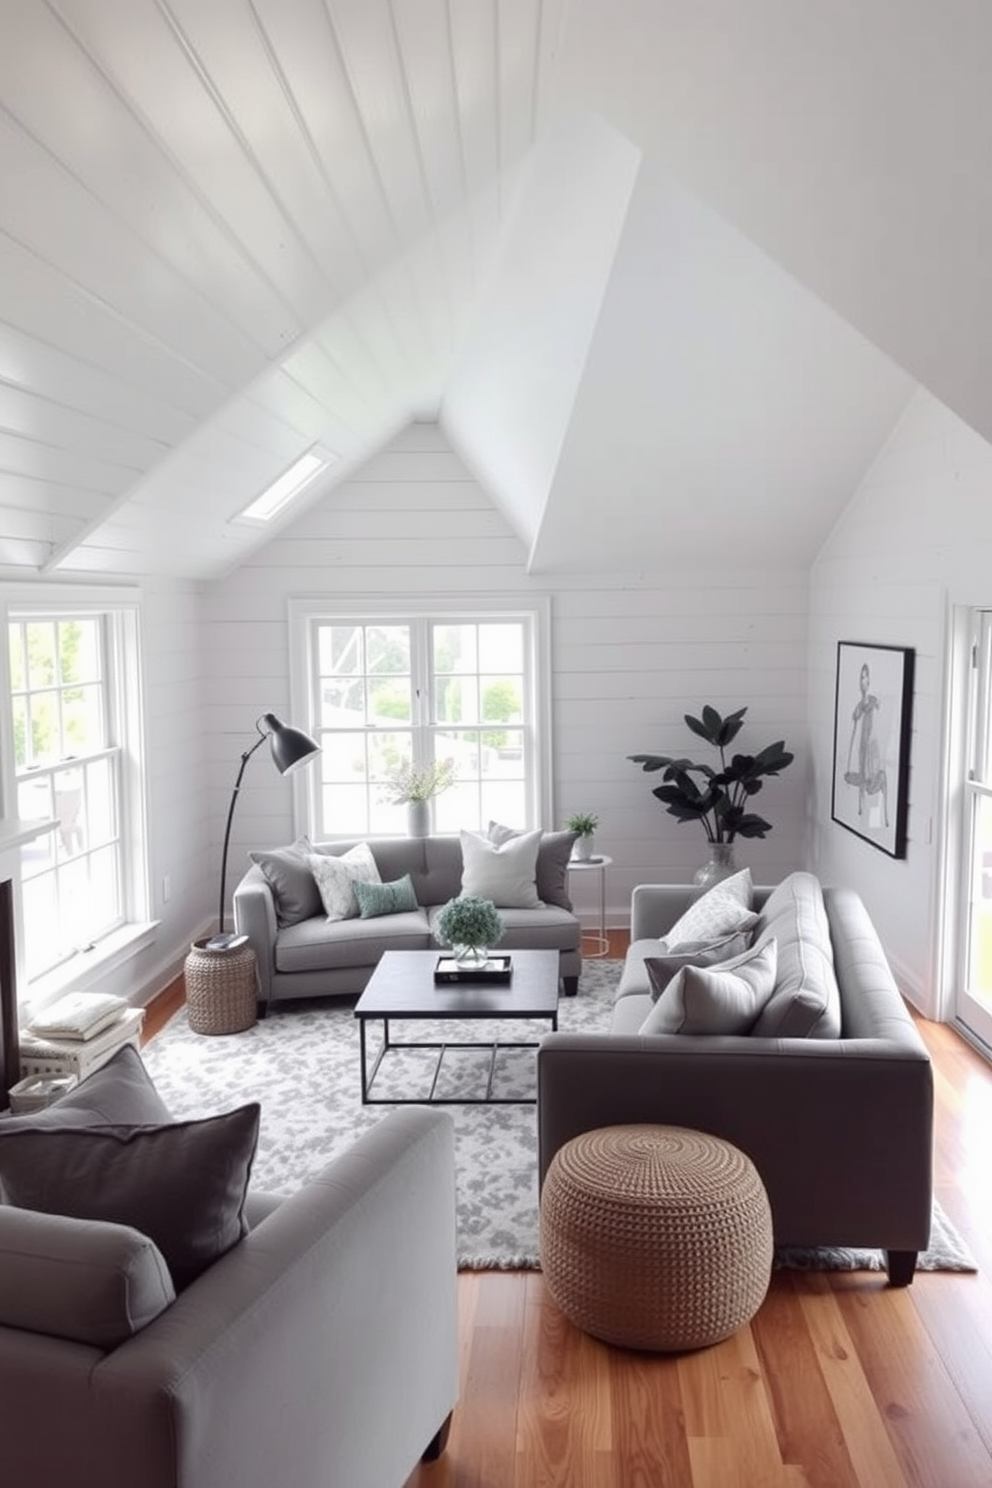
[354,948,560,1105]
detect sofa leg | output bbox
[421,1411,453,1462]
[885,1249,917,1286]
[562,976,578,997]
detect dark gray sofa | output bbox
[234,832,582,1008]
[537,874,934,1284]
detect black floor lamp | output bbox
[212,712,321,950]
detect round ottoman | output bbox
[539,1124,773,1352]
[184,939,258,1035]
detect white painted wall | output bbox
[203,422,811,935]
[808,388,992,1017]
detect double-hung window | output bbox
[4,591,146,988]
[290,598,551,839]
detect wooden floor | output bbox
[149,936,992,1487]
[397,934,992,1488]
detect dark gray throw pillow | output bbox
[645,929,755,1002]
[248,837,321,925]
[353,873,419,919]
[0,1103,260,1291]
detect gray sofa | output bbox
[234,832,583,1008]
[537,872,934,1284]
[0,1047,458,1488]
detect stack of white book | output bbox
[19,991,145,1080]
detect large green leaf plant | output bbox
[629,705,794,844]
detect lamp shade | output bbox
[261,713,321,776]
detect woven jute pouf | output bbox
[540,1124,773,1352]
[184,941,258,1035]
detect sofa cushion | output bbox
[460,829,542,909]
[644,928,755,1001]
[308,842,381,921]
[0,1103,260,1291]
[353,874,419,918]
[248,837,322,925]
[274,910,432,972]
[748,871,842,1039]
[663,870,757,950]
[2,1044,171,1130]
[640,939,778,1035]
[487,823,579,910]
[0,1206,175,1349]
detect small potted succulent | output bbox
[565,811,599,861]
[436,895,505,966]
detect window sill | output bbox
[23,922,160,1016]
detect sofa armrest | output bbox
[537,1033,933,1249]
[233,867,278,1005]
[0,1108,459,1488]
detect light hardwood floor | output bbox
[150,937,992,1488]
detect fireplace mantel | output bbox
[0,815,56,1106]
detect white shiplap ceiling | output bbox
[3,0,988,581]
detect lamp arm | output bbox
[217,731,269,936]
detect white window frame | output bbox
[288,594,553,838]
[0,583,151,1007]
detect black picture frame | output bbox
[831,642,914,858]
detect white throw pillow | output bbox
[307,843,381,922]
[460,829,542,909]
[640,939,778,1036]
[663,869,757,950]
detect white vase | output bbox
[407,799,431,837]
[573,833,595,861]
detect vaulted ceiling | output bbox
[2,1,987,582]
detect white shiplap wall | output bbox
[202,422,812,934]
[808,387,992,1017]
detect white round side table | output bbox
[566,854,612,958]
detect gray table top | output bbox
[354,948,560,1021]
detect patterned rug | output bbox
[143,959,976,1274]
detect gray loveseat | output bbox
[234,831,583,1008]
[0,1047,458,1488]
[537,872,934,1284]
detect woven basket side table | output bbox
[539,1124,773,1352]
[184,940,258,1035]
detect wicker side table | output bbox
[184,939,258,1035]
[540,1124,773,1352]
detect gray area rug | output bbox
[143,959,976,1274]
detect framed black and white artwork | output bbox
[831,641,914,858]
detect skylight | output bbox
[237,449,332,523]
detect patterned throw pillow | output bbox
[307,842,381,922]
[662,869,757,950]
[353,874,419,919]
[640,939,778,1036]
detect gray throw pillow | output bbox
[487,822,579,910]
[640,939,778,1036]
[2,1044,171,1130]
[0,1207,176,1349]
[0,1103,260,1291]
[353,873,419,919]
[248,837,322,925]
[644,929,755,1002]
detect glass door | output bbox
[958,609,992,1051]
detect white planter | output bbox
[407,799,431,837]
[573,833,595,861]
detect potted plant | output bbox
[436,895,505,966]
[382,756,457,836]
[629,706,793,885]
[565,811,599,862]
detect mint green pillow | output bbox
[353,873,419,919]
